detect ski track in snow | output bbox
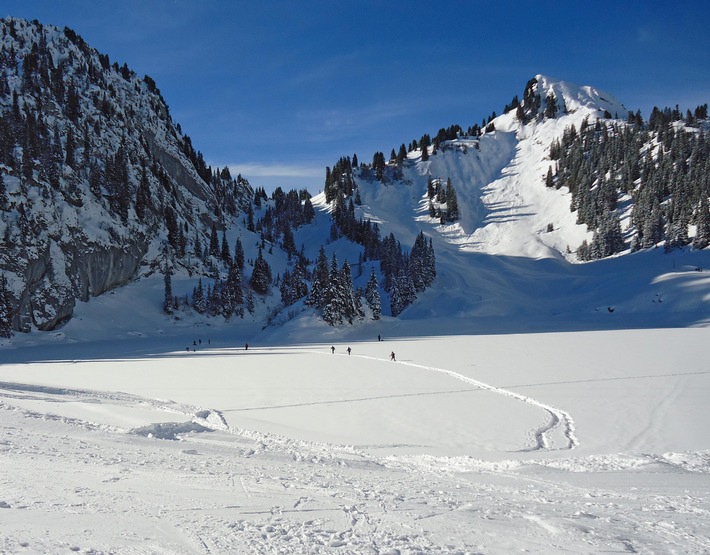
[319,352,579,452]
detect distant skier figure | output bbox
[347,347,351,355]
[378,334,381,342]
[245,342,249,350]
[331,346,335,354]
[390,351,396,362]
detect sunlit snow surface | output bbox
[1,327,709,554]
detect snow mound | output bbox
[130,421,213,440]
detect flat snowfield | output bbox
[1,328,709,554]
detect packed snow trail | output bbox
[327,352,579,452]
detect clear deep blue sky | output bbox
[3,1,710,193]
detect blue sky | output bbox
[3,1,710,193]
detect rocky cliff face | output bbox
[0,17,251,331]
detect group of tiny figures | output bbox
[186,338,211,352]
[330,342,396,361]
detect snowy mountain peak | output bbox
[532,74,629,120]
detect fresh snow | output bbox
[2,74,710,553]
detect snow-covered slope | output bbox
[355,74,629,261]
[321,74,710,332]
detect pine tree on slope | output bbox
[163,265,173,314]
[250,247,271,295]
[364,267,381,320]
[0,274,13,337]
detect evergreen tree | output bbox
[445,178,459,221]
[693,197,710,249]
[192,278,206,314]
[280,269,293,306]
[397,144,407,165]
[427,177,435,199]
[390,268,416,317]
[373,151,386,181]
[306,245,330,309]
[223,262,243,315]
[303,197,315,222]
[642,201,665,248]
[250,247,271,294]
[590,210,625,258]
[364,267,381,320]
[194,233,203,258]
[0,173,7,210]
[665,211,690,252]
[321,255,341,324]
[164,206,179,250]
[339,261,362,323]
[163,265,174,314]
[321,256,361,325]
[220,230,231,264]
[207,279,222,316]
[282,224,297,259]
[234,237,245,271]
[280,263,308,307]
[0,273,13,337]
[324,166,333,203]
[209,224,219,257]
[411,231,436,289]
[246,290,255,315]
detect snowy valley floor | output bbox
[1,328,710,554]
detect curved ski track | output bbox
[333,352,579,452]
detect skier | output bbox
[390,351,396,362]
[331,346,335,354]
[245,342,249,350]
[378,334,381,342]
[347,347,351,355]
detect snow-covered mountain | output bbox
[0,17,251,332]
[305,74,710,335]
[1,16,709,340]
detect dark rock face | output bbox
[11,239,147,331]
